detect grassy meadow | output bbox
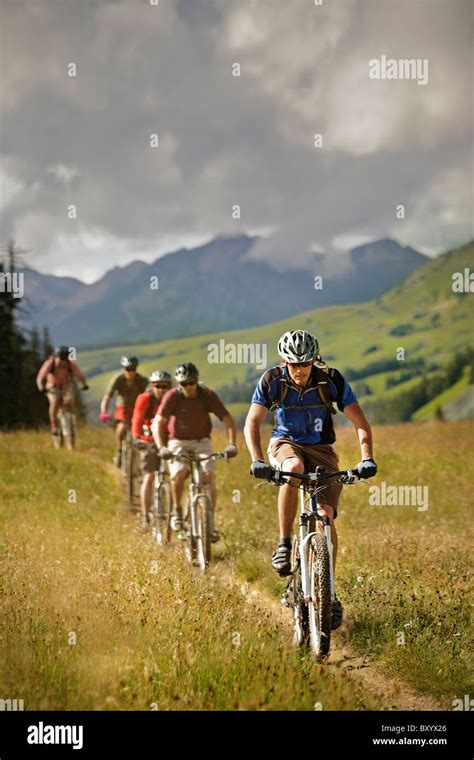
[0,420,472,710]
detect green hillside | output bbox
[79,241,474,424]
[412,366,471,421]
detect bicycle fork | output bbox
[299,490,336,603]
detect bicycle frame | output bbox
[172,451,228,569]
[51,391,76,449]
[298,486,335,604]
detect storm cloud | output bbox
[0,0,472,281]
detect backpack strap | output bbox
[47,356,73,375]
[314,366,338,415]
[269,365,289,412]
[46,356,56,375]
[145,389,156,421]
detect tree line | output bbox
[0,241,85,429]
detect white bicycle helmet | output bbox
[174,362,198,382]
[149,370,171,384]
[277,330,319,363]
[121,355,139,369]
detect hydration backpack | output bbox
[46,356,72,376]
[269,362,338,416]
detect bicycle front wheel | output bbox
[290,540,309,647]
[61,412,76,450]
[123,442,136,506]
[154,482,171,546]
[308,532,332,658]
[195,495,212,571]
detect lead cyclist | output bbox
[244,329,377,630]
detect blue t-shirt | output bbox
[251,364,357,445]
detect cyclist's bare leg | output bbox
[140,472,154,519]
[315,502,338,575]
[48,396,60,428]
[115,422,127,451]
[62,393,74,412]
[277,457,304,539]
[171,468,188,513]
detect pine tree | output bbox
[0,241,49,428]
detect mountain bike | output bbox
[255,465,364,658]
[143,443,173,546]
[132,440,172,544]
[120,422,141,506]
[173,451,229,572]
[49,388,85,451]
[152,453,173,545]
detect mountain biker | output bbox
[99,356,148,466]
[131,370,172,533]
[151,362,238,542]
[36,346,89,437]
[244,329,377,630]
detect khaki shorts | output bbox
[267,438,342,517]
[167,438,215,478]
[139,447,160,475]
[47,389,73,405]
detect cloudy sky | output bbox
[0,0,472,282]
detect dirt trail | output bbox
[211,562,445,712]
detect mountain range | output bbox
[19,235,426,348]
[77,239,474,425]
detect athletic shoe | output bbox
[272,545,292,576]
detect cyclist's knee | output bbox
[317,503,335,521]
[283,457,304,474]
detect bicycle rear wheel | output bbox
[122,441,136,506]
[290,540,309,647]
[308,532,332,658]
[61,411,76,450]
[195,495,212,571]
[154,482,171,546]
[53,427,64,450]
[183,495,197,565]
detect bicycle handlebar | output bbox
[256,466,362,486]
[171,451,230,463]
[131,442,229,463]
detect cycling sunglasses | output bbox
[152,383,171,389]
[180,380,197,387]
[288,360,314,368]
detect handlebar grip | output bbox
[252,467,275,480]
